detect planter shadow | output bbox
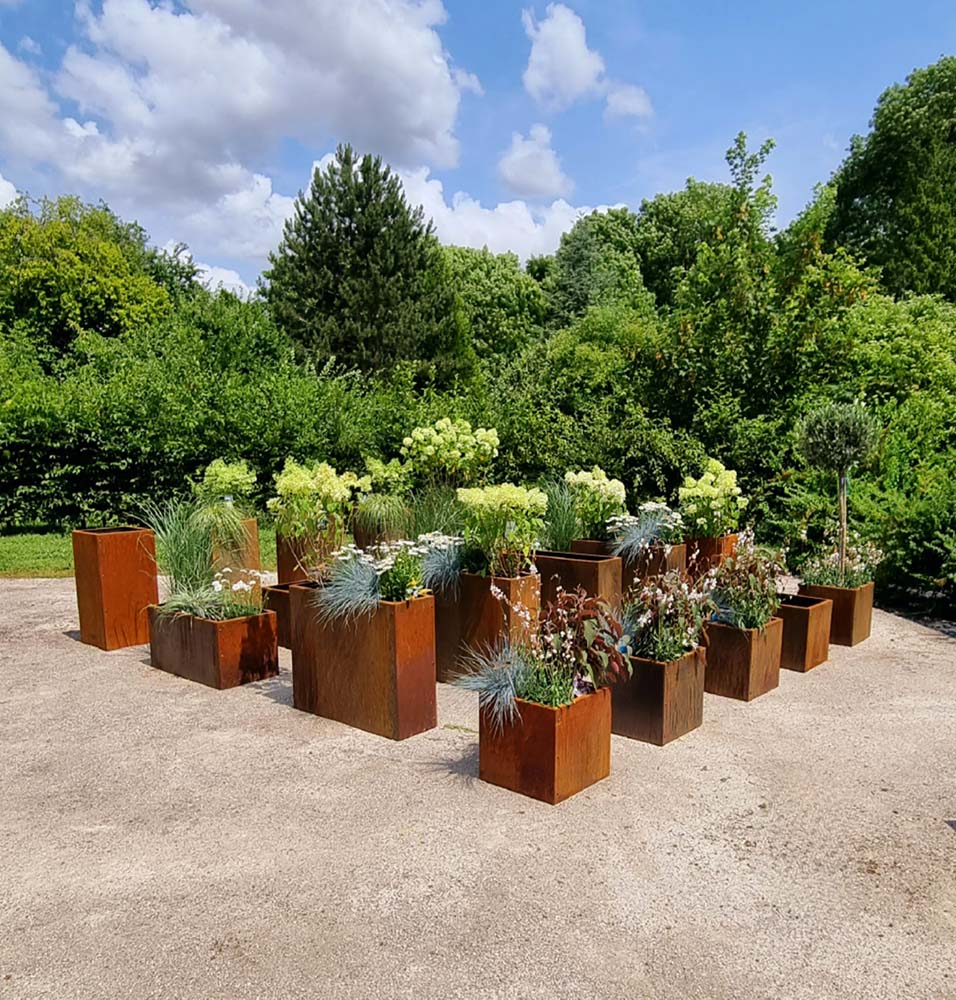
[418,741,481,786]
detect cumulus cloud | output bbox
[497,124,573,198]
[18,36,42,56]
[196,262,254,297]
[0,171,17,208]
[605,82,653,121]
[521,3,604,110]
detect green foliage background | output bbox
[2,59,956,612]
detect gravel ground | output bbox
[1,578,954,1000]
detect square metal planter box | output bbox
[799,582,874,647]
[777,593,832,671]
[686,533,738,576]
[613,648,706,745]
[72,527,159,650]
[569,539,686,595]
[703,617,782,701]
[264,583,294,649]
[533,549,622,609]
[479,688,611,804]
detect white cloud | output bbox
[196,262,253,298]
[497,124,573,198]
[398,165,607,261]
[18,36,42,57]
[605,82,653,121]
[522,3,605,109]
[0,171,17,208]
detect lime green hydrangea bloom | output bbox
[678,458,747,537]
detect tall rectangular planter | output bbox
[777,593,832,672]
[435,572,541,683]
[72,527,159,650]
[264,583,294,648]
[703,617,782,701]
[291,592,437,741]
[569,539,685,595]
[533,549,622,609]
[799,582,874,647]
[147,607,278,689]
[479,688,611,804]
[276,533,310,584]
[687,534,738,576]
[613,648,706,745]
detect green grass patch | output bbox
[0,522,279,578]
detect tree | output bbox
[263,145,472,380]
[826,56,956,299]
[798,402,879,576]
[632,180,737,308]
[547,207,654,326]
[444,246,547,358]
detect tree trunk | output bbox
[838,470,848,579]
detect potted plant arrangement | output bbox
[775,591,833,673]
[351,457,412,551]
[608,501,687,594]
[193,458,261,576]
[678,458,747,575]
[616,571,713,745]
[535,480,622,609]
[399,417,499,488]
[703,532,783,701]
[142,499,277,689]
[796,402,880,646]
[454,589,630,804]
[565,466,628,554]
[430,483,546,682]
[72,525,159,650]
[292,539,437,741]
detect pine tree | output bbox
[263,145,472,379]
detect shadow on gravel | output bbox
[417,741,480,787]
[62,629,82,643]
[247,670,293,706]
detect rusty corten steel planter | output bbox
[212,517,261,573]
[776,593,832,672]
[479,688,611,804]
[533,549,623,610]
[613,647,706,745]
[686,534,738,576]
[569,539,685,596]
[435,572,541,683]
[264,583,295,649]
[276,533,310,584]
[703,617,782,701]
[291,591,437,741]
[72,527,159,650]
[799,582,874,647]
[147,607,278,689]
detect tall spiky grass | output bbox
[540,480,579,551]
[352,493,411,541]
[140,498,216,595]
[410,485,463,537]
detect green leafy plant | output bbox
[540,480,579,551]
[609,502,685,561]
[453,589,631,731]
[621,571,713,662]
[456,483,547,577]
[797,402,879,579]
[800,530,883,588]
[564,467,627,540]
[706,531,783,630]
[678,458,747,538]
[410,484,463,537]
[364,456,412,497]
[400,417,499,485]
[194,458,257,509]
[352,493,411,542]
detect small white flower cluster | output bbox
[211,567,266,593]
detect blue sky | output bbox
[1,1,955,291]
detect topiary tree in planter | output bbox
[797,401,879,577]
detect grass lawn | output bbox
[0,524,279,578]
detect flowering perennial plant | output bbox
[609,502,685,562]
[678,458,747,538]
[400,418,499,485]
[800,531,883,589]
[194,458,258,509]
[457,483,547,577]
[622,571,713,663]
[705,530,783,630]
[454,588,631,731]
[564,466,627,540]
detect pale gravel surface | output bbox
[1,577,955,1000]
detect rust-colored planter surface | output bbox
[777,593,832,672]
[435,572,541,683]
[264,583,294,648]
[703,617,782,701]
[276,533,309,584]
[147,607,278,689]
[687,534,738,576]
[569,539,685,595]
[533,549,622,609]
[292,593,437,741]
[479,688,611,804]
[799,582,874,647]
[72,527,159,650]
[213,517,261,573]
[613,648,706,745]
